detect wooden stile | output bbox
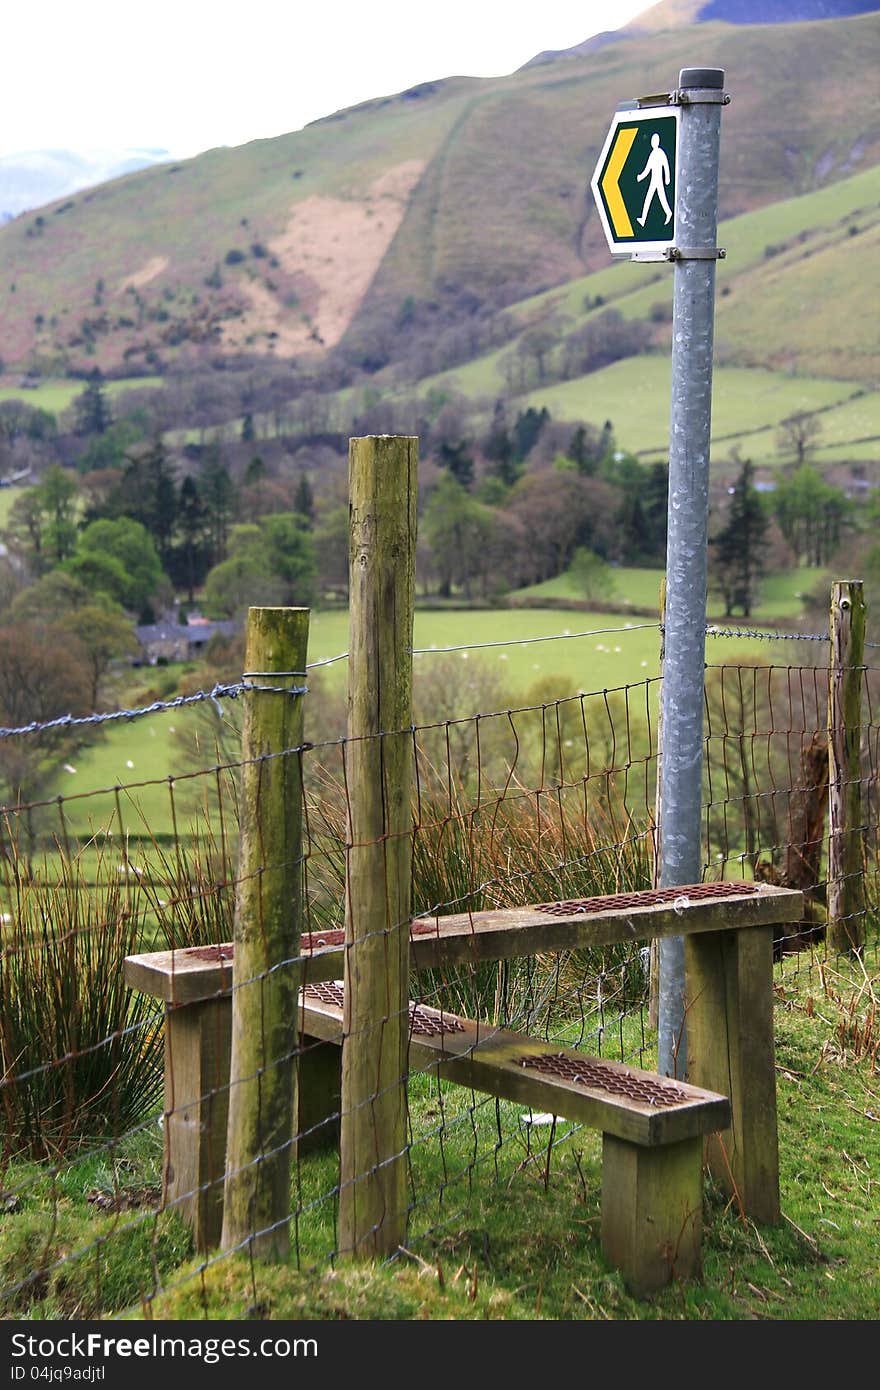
[163,996,232,1251]
[127,880,799,1288]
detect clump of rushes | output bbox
[0,821,232,1161]
[0,839,166,1159]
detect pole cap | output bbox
[679,67,725,88]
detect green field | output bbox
[32,607,663,838]
[36,703,215,844]
[518,563,827,622]
[37,595,801,842]
[310,604,662,689]
[37,558,836,840]
[0,375,162,416]
[517,360,875,468]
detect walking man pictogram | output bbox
[636,132,672,227]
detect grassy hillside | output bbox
[4,935,877,1320]
[0,86,471,373]
[0,12,878,377]
[344,10,880,361]
[521,359,870,465]
[421,164,880,391]
[360,161,873,472]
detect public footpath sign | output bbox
[591,107,679,257]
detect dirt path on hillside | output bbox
[222,160,425,356]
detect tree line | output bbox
[0,365,868,806]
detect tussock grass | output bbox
[0,826,232,1160]
[0,840,166,1159]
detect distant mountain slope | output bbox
[344,10,880,366]
[0,9,877,376]
[525,0,880,64]
[697,2,880,21]
[0,149,172,221]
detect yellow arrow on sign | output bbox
[600,125,638,238]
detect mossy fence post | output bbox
[828,579,866,954]
[339,435,418,1259]
[221,605,309,1260]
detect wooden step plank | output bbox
[123,943,343,1005]
[408,883,802,968]
[298,987,730,1148]
[125,883,802,1005]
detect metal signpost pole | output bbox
[657,67,726,1077]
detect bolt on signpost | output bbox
[592,68,727,1076]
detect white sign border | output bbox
[590,106,680,259]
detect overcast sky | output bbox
[1,1,658,159]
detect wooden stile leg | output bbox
[163,993,341,1246]
[685,925,780,1224]
[601,1134,704,1297]
[295,1039,342,1156]
[164,998,232,1252]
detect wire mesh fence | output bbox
[0,609,877,1316]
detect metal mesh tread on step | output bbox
[514,1052,690,1107]
[533,880,759,916]
[302,980,465,1037]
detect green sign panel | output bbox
[591,108,679,257]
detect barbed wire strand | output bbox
[0,680,307,740]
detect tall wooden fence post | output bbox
[828,579,866,954]
[221,606,309,1259]
[339,435,418,1259]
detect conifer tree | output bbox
[710,457,768,618]
[74,370,112,436]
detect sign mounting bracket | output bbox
[664,246,727,261]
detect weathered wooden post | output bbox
[221,606,309,1260]
[338,435,417,1259]
[828,579,866,954]
[685,923,780,1225]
